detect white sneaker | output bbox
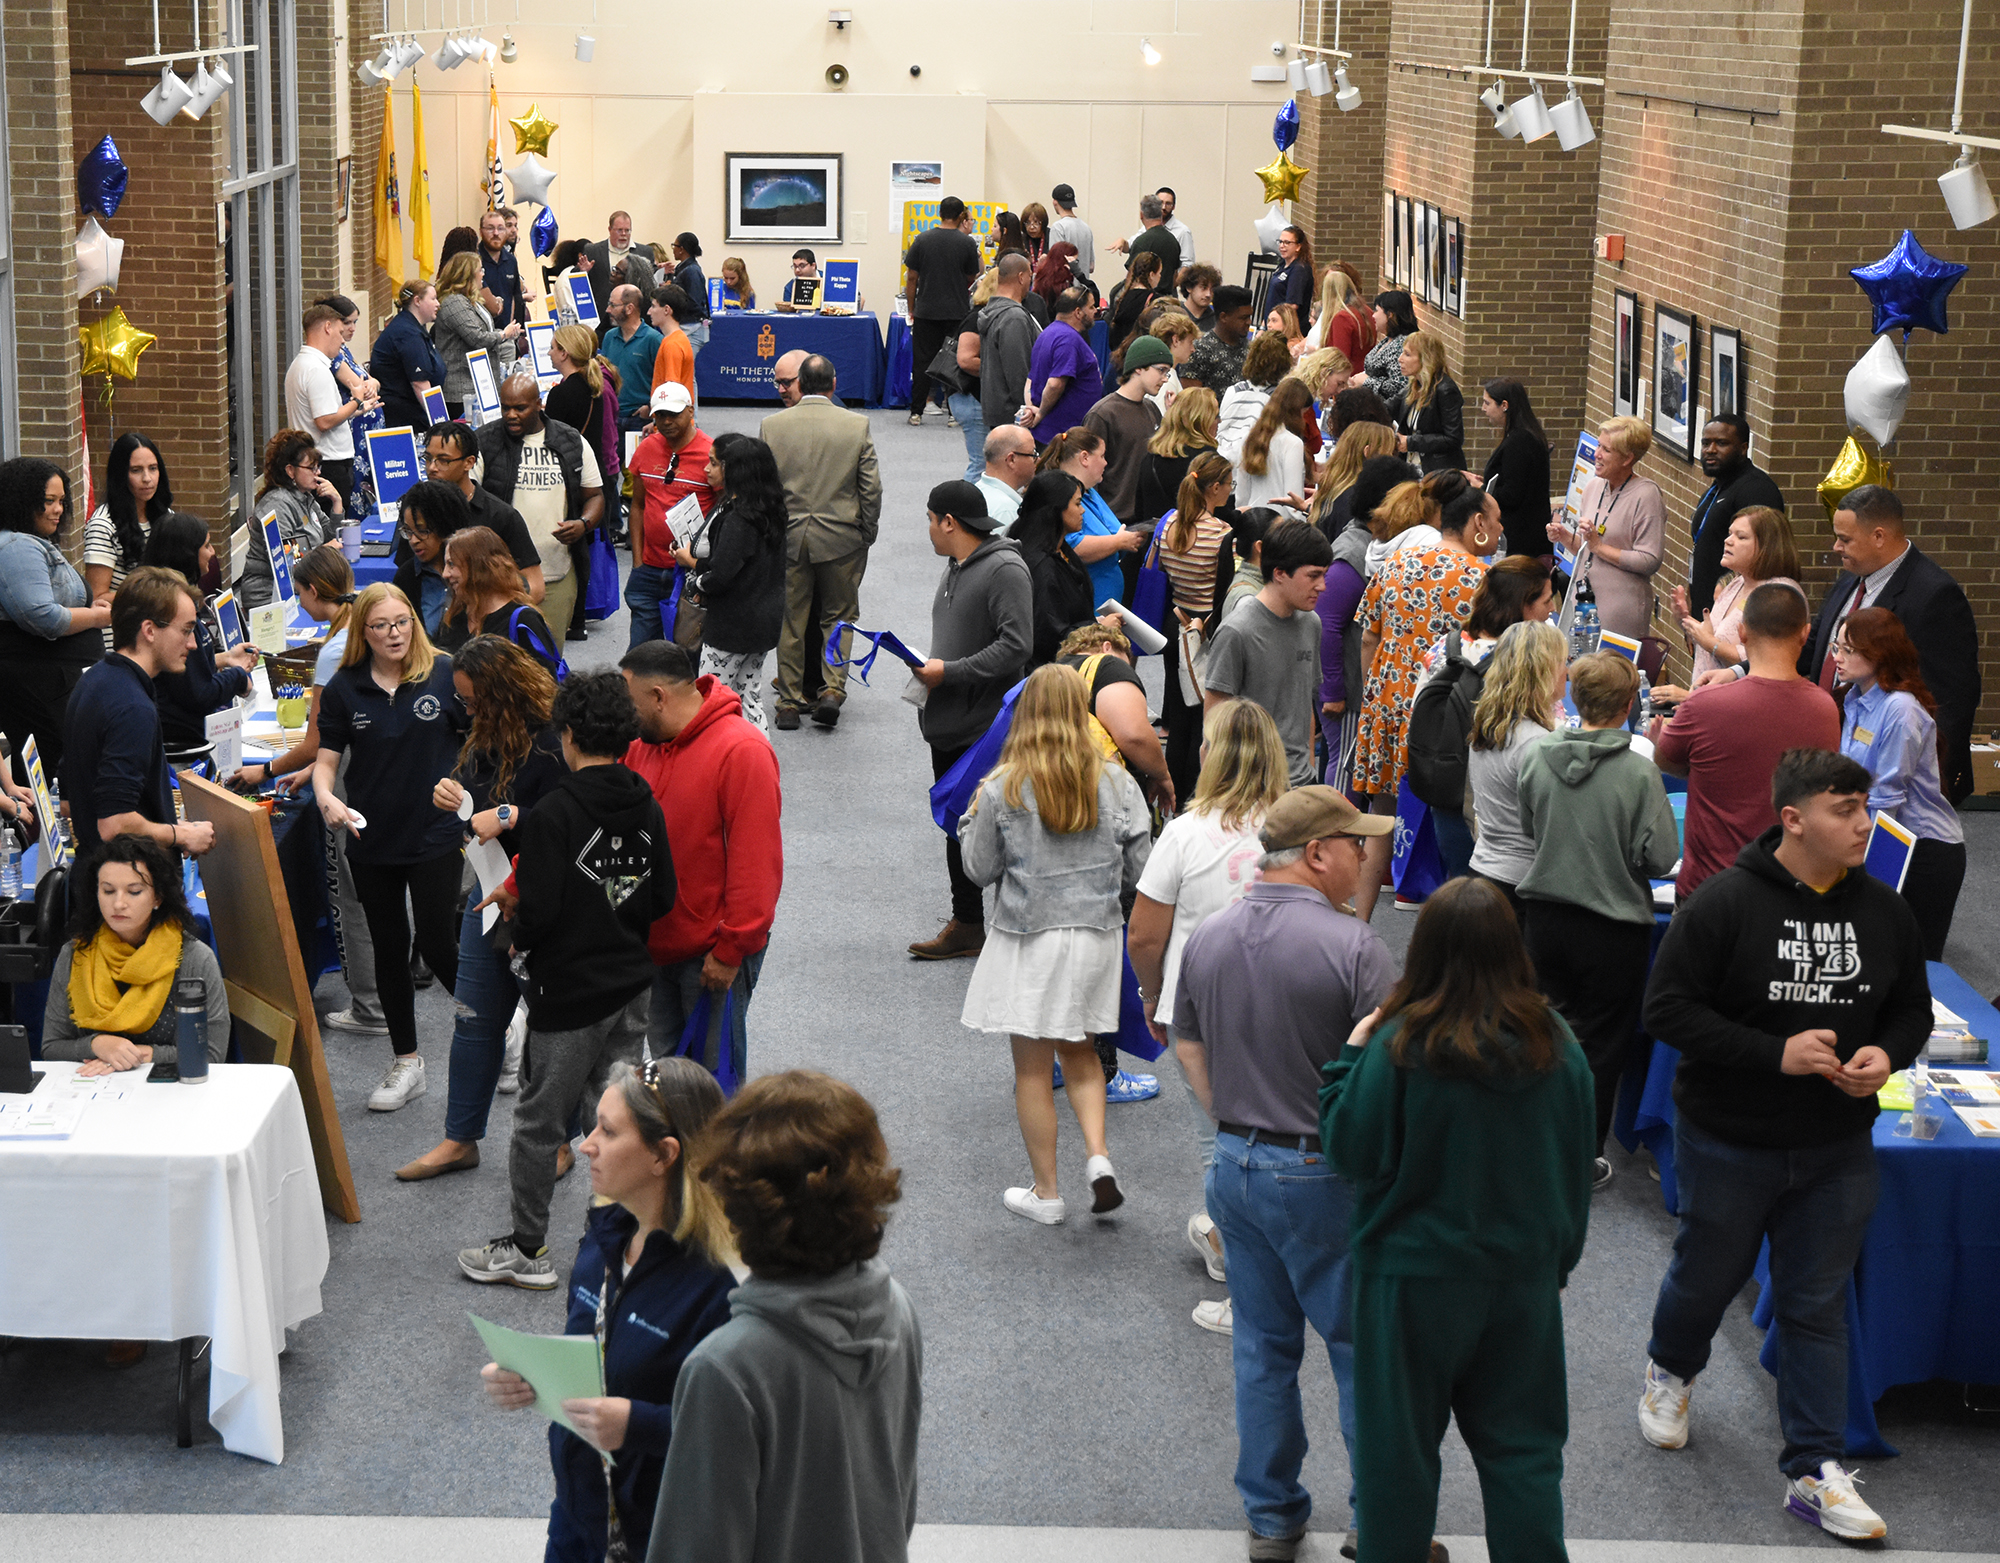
[1086,1154,1123,1213]
[1785,1460,1887,1540]
[1638,1359,1692,1448]
[1188,1211,1226,1281]
[1193,1297,1233,1335]
[324,1008,390,1036]
[1004,1185,1066,1225]
[368,1055,427,1111]
[496,1004,527,1094]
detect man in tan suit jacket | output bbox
[762,354,883,729]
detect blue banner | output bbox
[821,259,860,311]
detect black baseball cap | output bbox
[1051,183,1077,205]
[927,480,997,532]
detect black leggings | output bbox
[350,851,463,1055]
[1903,837,1966,962]
[1522,899,1653,1157]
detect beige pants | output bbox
[773,549,867,710]
[538,568,578,647]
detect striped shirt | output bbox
[1160,516,1231,614]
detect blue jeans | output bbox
[625,562,675,651]
[1206,1130,1359,1539]
[646,948,765,1088]
[445,887,520,1142]
[1648,1114,1879,1478]
[1432,809,1475,880]
[947,390,985,481]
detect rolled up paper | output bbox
[1098,598,1167,655]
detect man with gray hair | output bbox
[975,253,1041,440]
[1120,192,1183,286]
[974,425,1036,531]
[1172,784,1399,1560]
[1109,185,1197,269]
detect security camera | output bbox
[910,64,921,77]
[829,9,852,26]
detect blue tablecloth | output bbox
[884,314,1112,409]
[697,311,886,405]
[1616,961,2000,1457]
[350,519,398,587]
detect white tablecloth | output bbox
[0,1060,330,1463]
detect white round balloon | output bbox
[1844,334,1910,448]
[76,217,124,297]
[505,153,557,208]
[1254,204,1288,253]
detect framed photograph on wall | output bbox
[1652,303,1699,462]
[1414,203,1432,304]
[1612,289,1639,418]
[724,152,844,244]
[335,156,351,224]
[1710,325,1744,419]
[1395,196,1412,291]
[1383,190,1397,287]
[1443,217,1463,316]
[1426,206,1445,309]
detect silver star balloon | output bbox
[1843,335,1910,448]
[505,153,557,208]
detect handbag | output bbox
[1175,615,1207,704]
[506,605,570,682]
[926,335,969,399]
[1389,778,1447,904]
[929,679,1027,837]
[1128,515,1175,651]
[671,985,740,1096]
[584,530,620,620]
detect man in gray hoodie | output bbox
[976,254,1041,434]
[909,479,1033,962]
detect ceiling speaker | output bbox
[826,63,849,88]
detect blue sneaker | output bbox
[1105,1068,1160,1103]
[1052,1060,1063,1088]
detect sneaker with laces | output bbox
[457,1236,559,1289]
[496,1005,527,1094]
[1104,1068,1160,1103]
[1188,1211,1226,1281]
[1593,1156,1615,1192]
[1193,1297,1233,1335]
[1785,1460,1887,1540]
[323,1008,390,1035]
[1003,1185,1066,1225]
[1246,1528,1304,1561]
[1638,1359,1692,1448]
[1086,1153,1123,1213]
[368,1055,427,1111]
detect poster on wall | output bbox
[1612,290,1639,418]
[1418,204,1437,305]
[1444,218,1463,316]
[726,152,843,244]
[1710,325,1744,418]
[1395,197,1412,291]
[1652,303,1699,462]
[1383,191,1396,287]
[890,161,942,193]
[1426,206,1445,308]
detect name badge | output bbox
[1853,725,1874,747]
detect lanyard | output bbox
[1590,480,1620,537]
[593,1248,631,1561]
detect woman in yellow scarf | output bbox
[42,834,229,1076]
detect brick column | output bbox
[298,0,340,305]
[1294,0,1392,291]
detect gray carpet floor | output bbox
[3,405,1996,1551]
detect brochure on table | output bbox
[204,703,244,777]
[819,259,859,314]
[465,349,502,427]
[524,321,562,392]
[18,736,69,875]
[421,387,450,427]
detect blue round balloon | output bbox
[1273,98,1300,151]
[531,205,559,260]
[77,136,130,221]
[1850,229,1968,338]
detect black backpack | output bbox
[1405,631,1488,812]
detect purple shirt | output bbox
[1318,559,1368,707]
[1028,321,1103,446]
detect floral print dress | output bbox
[1352,544,1487,796]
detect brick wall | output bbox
[4,1,86,533]
[1294,0,1392,293]
[348,0,392,334]
[298,0,340,305]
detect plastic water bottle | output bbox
[46,780,66,854]
[175,977,210,1084]
[1637,673,1655,731]
[1577,598,1601,656]
[1,830,19,900]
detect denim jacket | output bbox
[0,530,92,639]
[959,765,1151,934]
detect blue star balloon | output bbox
[1273,98,1300,152]
[1850,229,1969,338]
[531,204,558,259]
[77,136,130,220]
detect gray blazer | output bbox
[433,292,517,405]
[582,239,660,313]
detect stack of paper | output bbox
[1951,1105,2000,1137]
[0,1098,86,1138]
[1930,1070,2000,1106]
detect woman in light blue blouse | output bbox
[1834,606,1964,960]
[0,458,110,783]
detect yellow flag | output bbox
[372,84,404,292]
[410,79,434,279]
[484,77,504,212]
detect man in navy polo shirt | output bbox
[61,566,216,859]
[478,210,525,331]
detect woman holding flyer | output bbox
[671,433,784,732]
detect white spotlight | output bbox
[1480,82,1519,137]
[575,32,596,61]
[499,32,518,63]
[1940,151,1998,229]
[1304,60,1333,96]
[1141,37,1162,66]
[392,36,427,74]
[1550,87,1595,150]
[1286,57,1308,90]
[1333,65,1361,111]
[435,35,466,70]
[181,57,233,118]
[1512,82,1555,142]
[357,45,394,84]
[141,65,194,125]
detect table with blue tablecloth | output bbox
[696,311,886,405]
[348,518,398,587]
[885,314,1111,410]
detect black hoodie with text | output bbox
[1643,826,1932,1149]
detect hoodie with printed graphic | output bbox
[1643,826,1932,1149]
[512,761,677,1032]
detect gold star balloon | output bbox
[1817,434,1893,523]
[1254,149,1308,205]
[508,102,558,157]
[78,307,157,380]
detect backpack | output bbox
[508,605,570,682]
[1405,631,1487,812]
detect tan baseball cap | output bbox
[1259,785,1395,851]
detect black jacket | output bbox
[512,762,677,1031]
[155,608,250,752]
[1482,429,1553,558]
[477,415,592,523]
[1800,544,1980,801]
[691,499,785,655]
[1389,377,1466,474]
[1027,543,1095,668]
[1687,459,1787,615]
[1644,827,1931,1150]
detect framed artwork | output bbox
[1426,206,1445,308]
[1244,252,1278,322]
[1401,196,1416,292]
[1413,203,1432,304]
[1652,303,1699,462]
[1383,190,1397,288]
[1710,325,1744,418]
[724,152,843,244]
[1612,289,1639,418]
[1443,217,1463,316]
[335,156,351,224]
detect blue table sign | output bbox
[366,425,424,507]
[212,587,247,651]
[1863,811,1917,891]
[259,513,299,605]
[559,270,599,327]
[421,386,449,426]
[464,348,502,427]
[821,259,860,313]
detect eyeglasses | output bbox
[425,450,469,468]
[366,616,414,634]
[290,459,321,474]
[399,522,436,539]
[775,375,798,388]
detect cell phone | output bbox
[148,1059,179,1083]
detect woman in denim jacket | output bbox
[959,663,1152,1227]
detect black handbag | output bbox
[927,336,970,398]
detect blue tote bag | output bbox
[1390,778,1447,904]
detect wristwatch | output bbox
[495,805,513,830]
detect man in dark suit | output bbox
[581,211,657,318]
[1686,414,1786,616]
[1803,484,1981,800]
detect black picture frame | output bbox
[1399,196,1415,292]
[1444,217,1463,316]
[1244,252,1278,322]
[1383,190,1397,288]
[1613,289,1639,418]
[724,152,844,244]
[1710,325,1744,419]
[1652,303,1699,462]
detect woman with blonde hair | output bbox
[1661,505,1801,690]
[717,256,755,310]
[1234,379,1315,513]
[1547,415,1665,642]
[1466,619,1569,915]
[1285,346,1354,464]
[1137,384,1220,522]
[1386,332,1464,474]
[1309,421,1400,537]
[1305,261,1377,366]
[1127,697,1288,1330]
[1265,302,1307,360]
[959,663,1152,1225]
[1156,450,1239,798]
[432,250,521,419]
[310,580,469,1111]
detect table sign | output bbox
[421,387,450,426]
[256,513,299,610]
[366,425,424,507]
[249,602,289,655]
[788,275,820,312]
[555,270,598,328]
[524,320,562,392]
[465,348,502,427]
[1863,811,1917,891]
[18,737,69,875]
[204,704,244,777]
[709,278,732,312]
[212,588,247,652]
[1599,630,1641,662]
[820,259,860,314]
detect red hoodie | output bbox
[623,675,783,967]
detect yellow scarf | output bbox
[67,922,184,1035]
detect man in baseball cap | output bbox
[1172,781,1397,1559]
[1047,183,1095,281]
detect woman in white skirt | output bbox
[960,664,1153,1225]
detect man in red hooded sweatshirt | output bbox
[619,639,783,1084]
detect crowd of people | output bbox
[0,170,1986,1563]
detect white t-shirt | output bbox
[313,625,350,686]
[1133,806,1268,1021]
[510,430,603,584]
[1233,427,1306,513]
[285,345,353,461]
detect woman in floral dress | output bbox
[1350,468,1497,918]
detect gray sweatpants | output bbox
[508,989,649,1251]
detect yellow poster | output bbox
[900,200,1010,289]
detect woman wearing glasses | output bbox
[389,480,473,638]
[242,429,339,608]
[310,581,469,1112]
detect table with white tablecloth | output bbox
[0,1060,330,1463]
